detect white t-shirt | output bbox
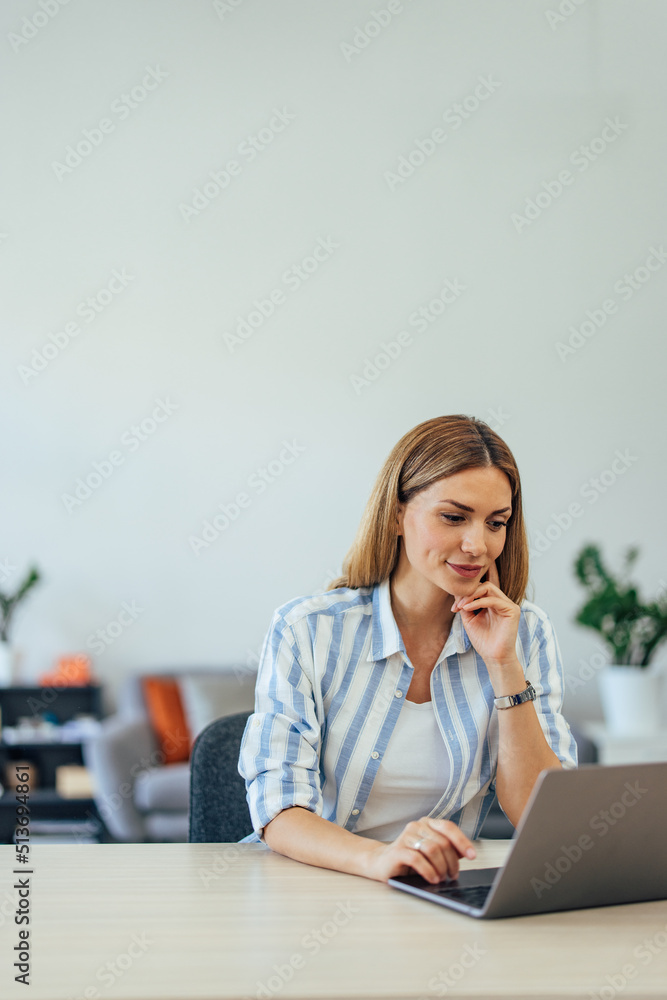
[354,696,450,843]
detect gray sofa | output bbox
[83,667,257,842]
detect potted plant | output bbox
[573,543,667,736]
[0,565,41,686]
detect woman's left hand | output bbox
[451,559,521,668]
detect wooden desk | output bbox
[1,841,666,999]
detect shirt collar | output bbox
[369,577,472,662]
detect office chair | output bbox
[189,710,254,842]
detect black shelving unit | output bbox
[0,685,108,844]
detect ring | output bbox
[409,833,431,852]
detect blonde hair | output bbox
[327,415,530,606]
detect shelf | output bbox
[0,789,95,804]
[581,722,667,764]
[0,685,102,694]
[0,685,107,843]
[581,721,667,744]
[0,685,104,726]
[1,739,93,747]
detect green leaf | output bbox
[572,543,667,668]
[0,565,41,643]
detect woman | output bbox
[238,415,577,885]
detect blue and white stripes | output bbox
[237,578,577,844]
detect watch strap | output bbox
[494,680,536,710]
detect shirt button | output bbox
[253,718,261,727]
[371,751,379,759]
[395,690,403,698]
[351,808,360,816]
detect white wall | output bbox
[2,0,666,721]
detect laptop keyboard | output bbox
[432,883,492,909]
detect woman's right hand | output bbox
[363,817,476,884]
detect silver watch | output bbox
[494,680,536,710]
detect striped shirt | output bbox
[237,578,577,845]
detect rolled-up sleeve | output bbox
[525,609,578,770]
[237,609,323,843]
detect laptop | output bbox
[388,761,667,918]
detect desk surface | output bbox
[1,840,666,1000]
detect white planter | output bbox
[598,664,663,737]
[0,644,13,687]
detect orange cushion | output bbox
[141,677,191,765]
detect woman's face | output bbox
[395,466,513,596]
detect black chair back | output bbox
[189,711,254,842]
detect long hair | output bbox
[327,415,530,606]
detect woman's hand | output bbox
[451,559,521,669]
[363,817,476,884]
